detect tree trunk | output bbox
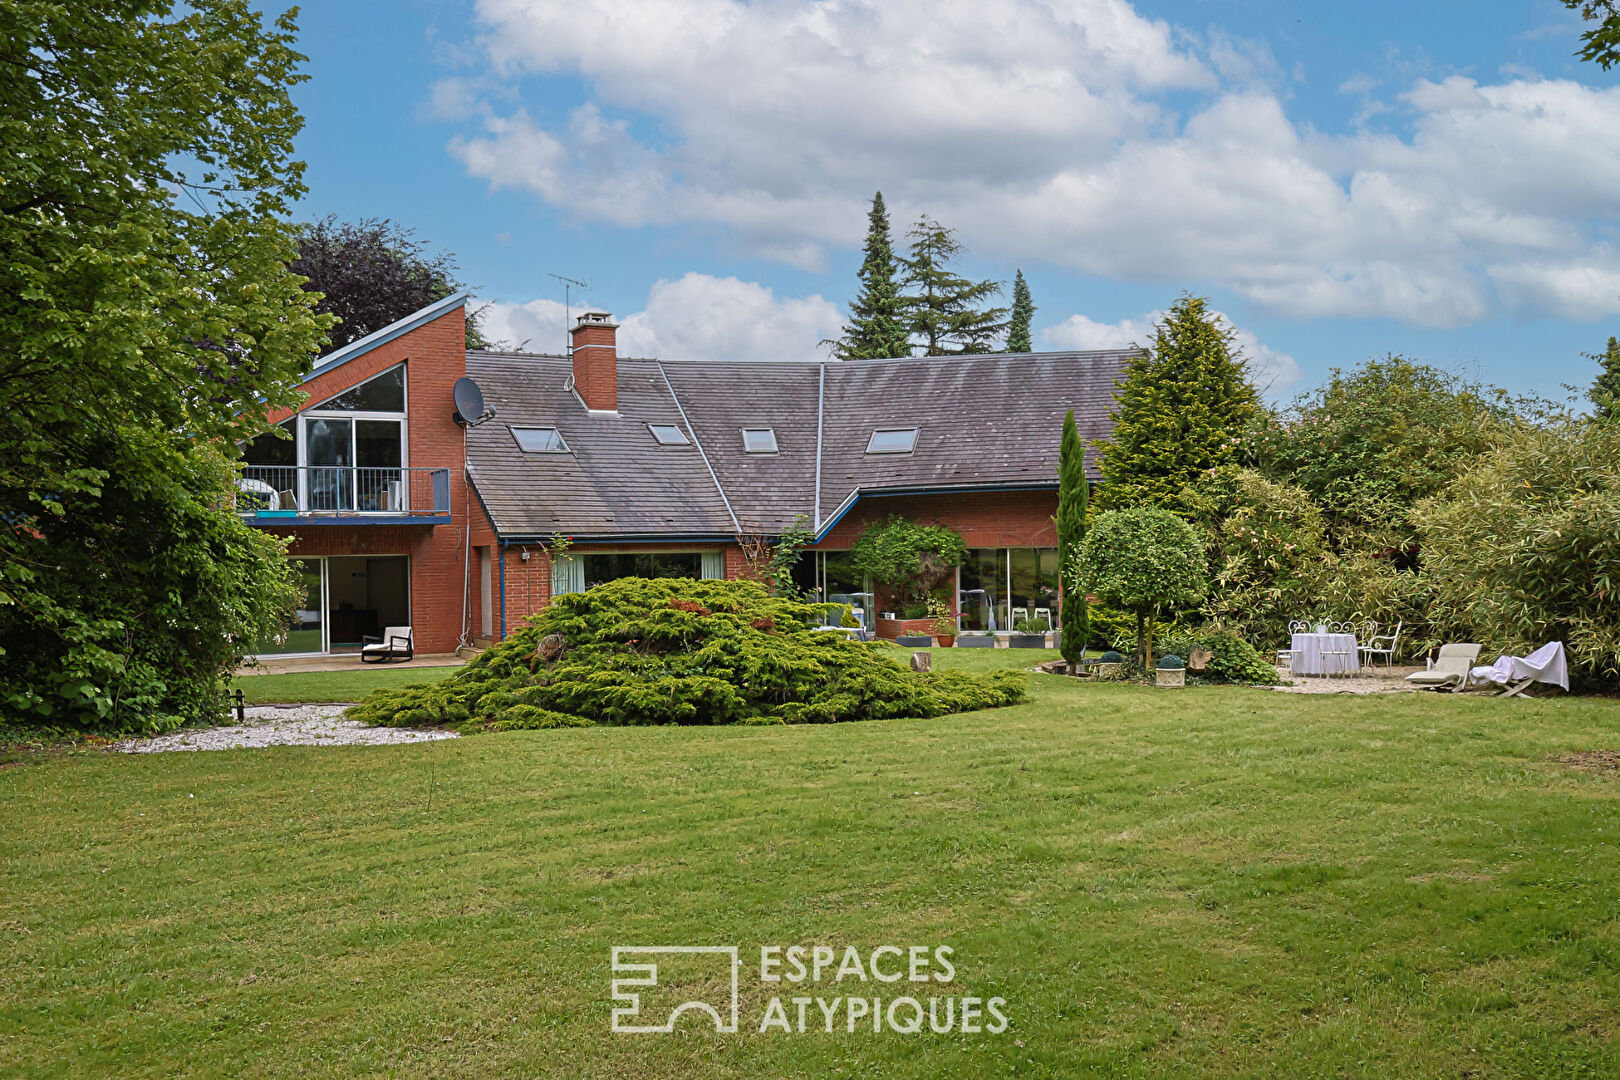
[1136,611,1147,670]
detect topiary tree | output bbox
[850,517,969,611]
[1056,409,1090,672]
[1072,508,1207,670]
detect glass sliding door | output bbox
[304,416,353,512]
[257,558,325,655]
[355,419,404,511]
[959,548,1008,631]
[1009,548,1061,629]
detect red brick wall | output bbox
[811,489,1058,551]
[265,305,475,653]
[570,321,618,412]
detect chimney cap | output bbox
[574,311,617,329]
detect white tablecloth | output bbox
[1290,632,1360,676]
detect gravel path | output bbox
[115,704,458,753]
[1268,665,1423,695]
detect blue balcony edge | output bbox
[245,513,452,527]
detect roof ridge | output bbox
[304,292,469,382]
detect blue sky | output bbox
[282,0,1620,400]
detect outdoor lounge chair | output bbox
[1469,641,1569,698]
[1404,643,1481,692]
[361,625,414,663]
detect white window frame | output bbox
[510,426,570,453]
[865,428,919,454]
[740,428,778,453]
[647,423,690,446]
[297,363,410,513]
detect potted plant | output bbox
[927,597,956,647]
[1156,654,1186,687]
[1094,650,1124,679]
[1009,616,1050,648]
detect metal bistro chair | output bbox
[1359,621,1402,672]
[1321,621,1356,677]
[1277,619,1310,669]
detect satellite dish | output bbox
[453,376,494,426]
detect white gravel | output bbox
[114,704,458,753]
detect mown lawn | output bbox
[231,665,460,705]
[4,650,1619,1078]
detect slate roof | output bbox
[464,348,1136,541]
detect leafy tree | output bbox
[1175,467,1328,647]
[1246,356,1519,555]
[1055,410,1090,672]
[1589,335,1620,420]
[1093,295,1259,511]
[0,1,328,732]
[901,216,1007,355]
[830,192,910,360]
[1005,269,1035,353]
[292,216,489,351]
[348,577,1027,728]
[1072,508,1207,670]
[850,517,969,608]
[1417,418,1620,686]
[1563,0,1620,68]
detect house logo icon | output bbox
[610,946,740,1034]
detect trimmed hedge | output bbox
[348,577,1026,731]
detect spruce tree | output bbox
[1589,336,1620,420]
[1006,269,1035,352]
[901,216,1007,355]
[830,192,910,359]
[1094,295,1260,510]
[1056,409,1090,673]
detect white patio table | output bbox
[1290,632,1360,677]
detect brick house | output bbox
[241,295,1135,656]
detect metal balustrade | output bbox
[237,466,451,517]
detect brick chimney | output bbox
[571,311,618,412]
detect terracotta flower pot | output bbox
[933,635,956,648]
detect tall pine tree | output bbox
[1094,295,1260,510]
[901,217,1007,355]
[830,192,910,359]
[1056,409,1090,672]
[1589,335,1620,420]
[1006,269,1034,352]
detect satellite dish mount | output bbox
[452,376,495,427]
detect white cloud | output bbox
[445,1,1620,328]
[1040,308,1301,394]
[478,273,844,362]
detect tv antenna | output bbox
[548,273,589,356]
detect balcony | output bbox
[237,466,451,524]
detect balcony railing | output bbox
[238,466,451,518]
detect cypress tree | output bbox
[901,216,1007,355]
[1006,269,1034,352]
[1056,409,1090,673]
[830,192,910,360]
[1094,295,1260,511]
[1590,336,1620,420]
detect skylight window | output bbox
[648,424,689,446]
[741,428,778,453]
[865,428,919,454]
[510,426,568,453]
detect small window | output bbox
[648,423,689,446]
[741,428,778,453]
[511,426,568,453]
[865,427,919,454]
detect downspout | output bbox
[813,362,825,530]
[499,538,509,641]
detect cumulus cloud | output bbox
[444,0,1620,327]
[1040,309,1301,394]
[479,273,844,363]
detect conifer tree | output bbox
[1006,269,1035,352]
[830,192,910,359]
[901,216,1007,355]
[1056,409,1090,672]
[1094,295,1260,510]
[1589,336,1620,420]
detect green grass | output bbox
[231,665,460,704]
[5,649,1620,1078]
